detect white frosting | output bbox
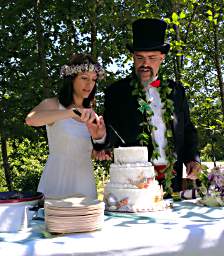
[110,163,154,184]
[114,146,148,164]
[104,146,165,212]
[104,182,164,212]
[105,179,159,189]
[105,183,137,189]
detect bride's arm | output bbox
[25,97,74,127]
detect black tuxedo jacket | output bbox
[96,76,200,191]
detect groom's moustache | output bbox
[139,66,153,71]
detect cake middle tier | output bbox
[109,162,155,184]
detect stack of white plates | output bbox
[44,195,105,233]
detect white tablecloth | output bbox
[0,200,224,256]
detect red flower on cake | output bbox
[128,172,152,189]
[117,197,129,208]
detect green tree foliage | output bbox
[0,0,223,192]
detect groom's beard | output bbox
[136,66,154,86]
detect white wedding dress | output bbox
[37,104,97,199]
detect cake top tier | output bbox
[114,146,148,164]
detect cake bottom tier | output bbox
[104,187,166,212]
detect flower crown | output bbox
[60,63,105,80]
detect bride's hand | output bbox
[86,113,106,140]
[74,108,106,140]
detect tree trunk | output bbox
[171,1,198,84]
[0,136,12,191]
[181,3,198,69]
[90,18,97,59]
[34,0,50,98]
[89,1,98,59]
[173,24,182,83]
[212,19,224,118]
[211,139,216,167]
[171,1,182,83]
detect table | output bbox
[0,200,224,256]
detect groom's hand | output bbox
[92,149,112,161]
[186,161,202,180]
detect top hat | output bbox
[127,18,170,54]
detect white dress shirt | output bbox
[145,82,168,165]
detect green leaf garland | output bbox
[130,77,176,194]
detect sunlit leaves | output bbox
[0,0,224,192]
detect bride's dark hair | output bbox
[58,53,97,108]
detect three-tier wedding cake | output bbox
[104,146,166,212]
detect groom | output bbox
[94,18,201,193]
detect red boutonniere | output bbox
[150,80,160,87]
